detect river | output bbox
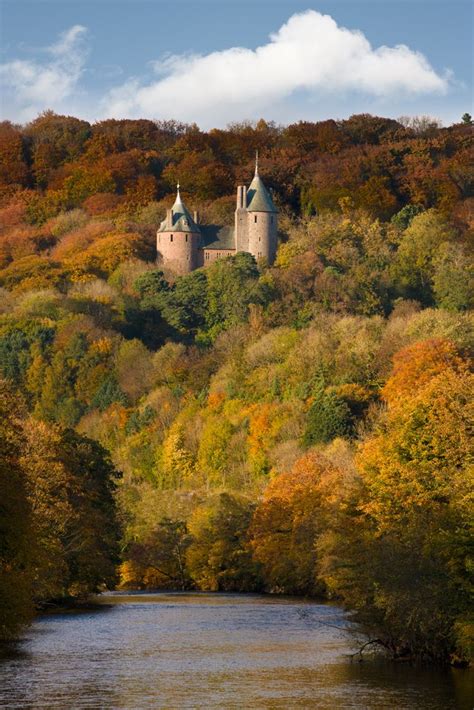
[0,592,472,709]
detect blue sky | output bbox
[1,0,472,127]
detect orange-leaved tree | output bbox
[250,451,353,596]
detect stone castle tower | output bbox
[157,155,277,274]
[156,185,201,273]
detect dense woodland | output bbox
[0,112,473,665]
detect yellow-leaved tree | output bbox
[318,339,474,664]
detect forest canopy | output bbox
[0,112,472,664]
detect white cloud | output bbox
[0,25,88,123]
[102,10,450,126]
[0,13,451,126]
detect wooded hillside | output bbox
[0,112,472,664]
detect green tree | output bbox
[303,383,351,446]
[160,270,209,339]
[36,333,88,426]
[393,209,457,303]
[432,242,474,311]
[0,322,54,387]
[91,375,128,411]
[391,204,424,230]
[134,269,170,306]
[203,251,265,341]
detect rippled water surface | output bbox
[0,592,472,708]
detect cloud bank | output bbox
[1,11,450,126]
[102,11,449,125]
[0,25,88,123]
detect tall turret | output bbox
[156,185,201,274]
[234,152,278,264]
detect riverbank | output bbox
[35,596,113,616]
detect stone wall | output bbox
[235,185,248,252]
[156,230,200,274]
[201,248,236,265]
[247,211,277,264]
[235,208,248,252]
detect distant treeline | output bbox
[0,111,472,226]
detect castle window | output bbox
[170,234,173,242]
[271,216,274,224]
[254,215,257,223]
[186,235,188,242]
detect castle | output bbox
[156,155,278,273]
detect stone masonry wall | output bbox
[234,209,248,252]
[157,230,200,274]
[247,211,277,264]
[201,249,236,265]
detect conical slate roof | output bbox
[158,186,201,233]
[246,174,277,213]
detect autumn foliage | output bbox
[0,111,472,664]
[250,452,346,596]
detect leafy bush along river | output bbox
[0,113,473,668]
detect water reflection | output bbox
[0,593,472,709]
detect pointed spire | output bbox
[174,181,184,208]
[247,155,277,212]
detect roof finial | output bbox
[255,150,259,177]
[177,181,180,195]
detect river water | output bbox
[0,592,472,709]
